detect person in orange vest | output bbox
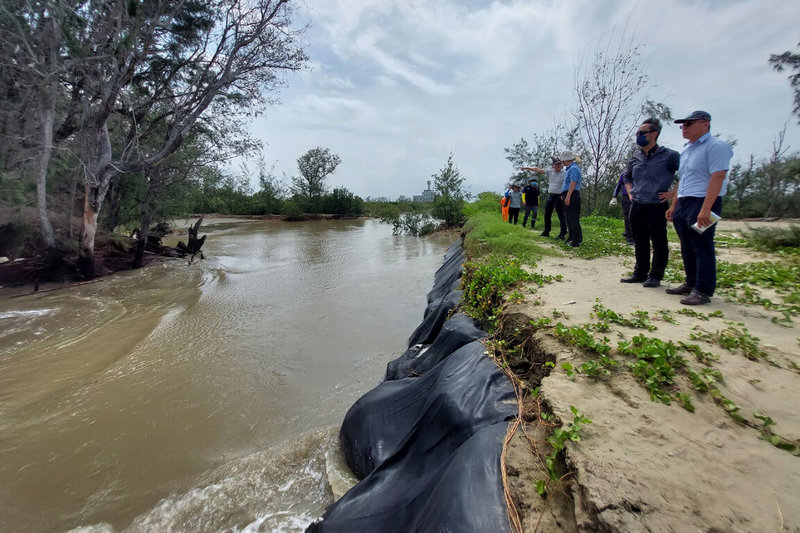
[500,196,509,221]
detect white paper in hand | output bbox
[690,211,722,233]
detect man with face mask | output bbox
[620,118,680,288]
[521,177,540,228]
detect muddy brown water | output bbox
[0,218,454,532]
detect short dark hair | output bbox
[642,117,662,134]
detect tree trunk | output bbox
[69,172,79,239]
[78,182,99,278]
[102,175,122,232]
[36,97,56,248]
[78,124,114,278]
[132,215,151,269]
[132,172,160,268]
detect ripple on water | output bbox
[68,427,343,533]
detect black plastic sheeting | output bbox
[386,312,485,381]
[307,241,517,533]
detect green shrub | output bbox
[745,225,800,252]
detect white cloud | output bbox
[249,0,800,200]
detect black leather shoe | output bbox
[665,283,692,295]
[681,290,710,305]
[643,277,661,288]
[540,232,550,237]
[620,275,646,283]
[556,234,567,240]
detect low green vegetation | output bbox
[540,302,800,456]
[535,406,592,497]
[462,256,558,331]
[458,202,800,500]
[462,213,549,260]
[556,215,632,259]
[745,225,800,253]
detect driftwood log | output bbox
[176,217,207,262]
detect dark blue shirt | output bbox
[522,184,539,206]
[624,145,680,204]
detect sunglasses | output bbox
[680,120,707,128]
[636,129,654,135]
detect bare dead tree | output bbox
[762,125,791,218]
[573,31,648,212]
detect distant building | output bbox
[413,181,435,202]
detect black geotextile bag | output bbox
[426,241,465,306]
[306,423,512,533]
[305,242,515,533]
[405,289,463,348]
[307,339,516,533]
[386,312,486,381]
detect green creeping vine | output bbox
[716,260,800,322]
[553,322,612,355]
[592,300,657,331]
[678,341,719,366]
[754,413,800,456]
[689,322,770,362]
[538,302,799,456]
[536,406,592,497]
[676,308,724,321]
[618,335,687,404]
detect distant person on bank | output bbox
[521,177,540,229]
[620,118,680,288]
[610,171,634,245]
[521,158,566,238]
[559,151,582,247]
[666,110,733,306]
[505,184,523,225]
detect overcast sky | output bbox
[248,0,800,200]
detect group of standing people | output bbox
[615,110,732,305]
[515,151,583,247]
[504,109,732,306]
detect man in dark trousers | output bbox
[666,110,733,305]
[559,151,582,247]
[521,177,540,228]
[620,118,680,288]
[522,158,566,238]
[610,172,634,245]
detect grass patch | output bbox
[462,212,549,260]
[553,215,634,259]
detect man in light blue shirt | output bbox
[665,111,733,305]
[560,151,582,247]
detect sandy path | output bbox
[504,234,800,532]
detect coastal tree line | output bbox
[0,0,310,276]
